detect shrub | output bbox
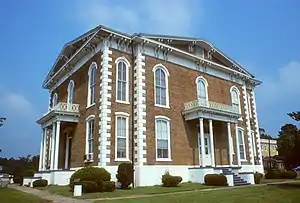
[69,166,111,191]
[116,162,133,189]
[103,181,116,192]
[13,177,22,184]
[23,169,35,177]
[162,171,183,187]
[265,169,280,179]
[204,174,228,186]
[32,179,48,187]
[254,172,263,184]
[279,170,297,179]
[81,181,97,193]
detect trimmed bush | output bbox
[116,162,133,189]
[103,181,116,192]
[81,181,97,193]
[13,177,22,184]
[162,171,182,187]
[265,169,297,179]
[32,179,48,187]
[69,166,111,191]
[204,174,228,186]
[23,169,35,177]
[254,172,263,184]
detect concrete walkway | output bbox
[8,180,300,203]
[8,184,92,203]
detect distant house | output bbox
[260,138,278,158]
[35,25,264,187]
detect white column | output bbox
[64,135,70,169]
[50,123,56,170]
[54,121,61,170]
[209,119,215,167]
[38,127,45,171]
[199,118,205,166]
[227,122,233,166]
[42,128,47,170]
[235,123,241,166]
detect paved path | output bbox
[8,184,92,203]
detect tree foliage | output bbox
[259,127,273,139]
[0,155,39,176]
[0,117,6,127]
[277,112,300,169]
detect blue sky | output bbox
[0,0,299,157]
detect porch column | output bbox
[199,118,205,166]
[209,119,215,167]
[38,127,45,171]
[54,121,61,170]
[42,128,47,170]
[227,122,233,166]
[64,134,70,169]
[50,123,56,170]
[235,123,241,166]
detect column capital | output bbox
[199,117,204,122]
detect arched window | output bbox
[153,64,169,107]
[52,93,58,108]
[87,62,97,107]
[195,76,208,100]
[67,80,74,105]
[155,116,171,161]
[115,58,130,103]
[230,86,241,113]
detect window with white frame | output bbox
[115,113,129,160]
[155,116,171,160]
[196,76,208,100]
[238,128,246,160]
[52,93,58,108]
[88,63,97,106]
[247,93,252,118]
[230,87,240,113]
[67,80,74,105]
[251,130,257,157]
[86,116,95,157]
[116,59,129,102]
[153,65,169,107]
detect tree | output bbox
[277,113,300,169]
[0,117,6,127]
[259,127,273,139]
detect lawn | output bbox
[0,188,51,203]
[98,182,300,203]
[38,183,216,199]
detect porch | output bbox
[36,102,80,171]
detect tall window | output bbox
[238,128,246,160]
[251,130,257,157]
[196,76,208,100]
[153,65,169,107]
[67,80,74,105]
[230,86,240,113]
[247,93,252,118]
[52,93,58,108]
[155,116,171,160]
[116,59,129,102]
[115,112,129,160]
[86,116,95,157]
[88,63,97,106]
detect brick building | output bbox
[35,25,264,187]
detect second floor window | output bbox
[196,76,208,100]
[52,93,58,108]
[67,80,74,105]
[88,63,97,106]
[116,60,129,102]
[230,87,240,113]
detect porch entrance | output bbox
[198,133,212,166]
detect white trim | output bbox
[115,57,130,104]
[237,127,247,161]
[86,114,96,121]
[114,112,130,161]
[155,115,172,161]
[85,115,95,156]
[67,80,74,106]
[230,86,241,114]
[152,64,170,108]
[87,62,97,108]
[195,76,209,101]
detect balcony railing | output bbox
[184,99,239,115]
[49,102,80,113]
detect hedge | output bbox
[204,174,228,186]
[162,171,182,187]
[32,179,48,187]
[265,169,297,179]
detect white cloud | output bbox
[74,0,203,36]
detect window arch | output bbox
[230,86,241,113]
[155,115,171,161]
[85,115,95,160]
[87,62,97,107]
[153,64,170,107]
[52,93,58,108]
[115,57,130,103]
[67,80,74,105]
[195,76,208,100]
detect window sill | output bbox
[156,158,172,162]
[86,103,96,109]
[115,158,130,162]
[115,100,130,105]
[240,159,247,162]
[84,159,94,163]
[154,104,170,109]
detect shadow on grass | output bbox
[270,182,300,189]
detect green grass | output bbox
[0,188,51,203]
[97,182,300,203]
[39,183,216,199]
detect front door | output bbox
[198,133,212,166]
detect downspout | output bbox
[130,40,135,188]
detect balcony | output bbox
[37,102,80,126]
[183,99,240,122]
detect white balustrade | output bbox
[49,102,79,113]
[184,99,239,114]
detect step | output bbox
[234,182,251,186]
